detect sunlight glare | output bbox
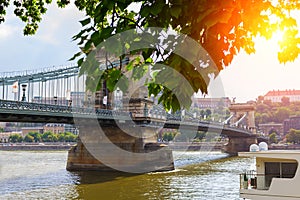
[269,30,285,50]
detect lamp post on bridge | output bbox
[143,97,148,117]
[21,84,27,102]
[115,88,122,110]
[54,96,57,105]
[87,94,91,108]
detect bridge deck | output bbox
[0,100,254,138]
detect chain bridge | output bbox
[0,62,262,172]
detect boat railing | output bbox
[240,172,276,190]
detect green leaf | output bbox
[72,29,87,41]
[140,5,151,18]
[77,58,84,67]
[151,0,165,15]
[125,56,141,71]
[170,6,182,18]
[116,75,129,92]
[145,57,153,63]
[148,82,162,97]
[91,31,101,46]
[106,69,122,91]
[100,27,114,39]
[69,52,82,61]
[132,64,148,80]
[79,18,90,27]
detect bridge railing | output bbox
[0,100,255,134]
[0,100,130,118]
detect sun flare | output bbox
[269,30,285,49]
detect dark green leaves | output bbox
[79,18,90,27]
[57,0,70,8]
[0,0,10,23]
[170,6,181,18]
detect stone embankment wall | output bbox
[167,142,225,151]
[0,143,74,151]
[269,144,300,150]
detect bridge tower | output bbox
[229,102,256,133]
[223,102,257,155]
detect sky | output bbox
[1,3,300,103]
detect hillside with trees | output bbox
[255,96,300,144]
[255,96,300,126]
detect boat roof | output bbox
[238,150,300,162]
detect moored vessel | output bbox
[239,144,300,200]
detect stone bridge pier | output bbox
[66,120,174,172]
[223,136,257,156]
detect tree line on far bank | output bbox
[255,97,300,126]
[8,131,78,143]
[268,129,300,145]
[161,130,222,143]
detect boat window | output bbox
[265,162,280,188]
[282,163,297,178]
[265,162,298,188]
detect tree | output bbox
[42,131,58,142]
[28,132,42,142]
[273,107,291,123]
[9,134,23,143]
[24,134,34,143]
[1,1,300,110]
[281,96,290,106]
[286,129,300,144]
[256,103,271,113]
[269,132,278,144]
[205,109,212,117]
[58,134,65,142]
[63,132,78,142]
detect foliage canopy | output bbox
[1,0,300,110]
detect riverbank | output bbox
[0,142,224,151]
[0,143,75,151]
[2,142,297,152]
[269,143,300,150]
[167,142,225,151]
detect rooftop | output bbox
[265,89,300,96]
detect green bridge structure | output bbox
[0,61,263,173]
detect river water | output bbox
[0,151,254,200]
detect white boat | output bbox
[239,149,300,200]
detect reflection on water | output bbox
[0,151,253,199]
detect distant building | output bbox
[264,89,300,103]
[258,122,283,136]
[43,124,65,134]
[283,116,300,134]
[0,132,22,143]
[191,96,231,109]
[43,124,78,134]
[21,127,44,135]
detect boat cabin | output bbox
[239,150,300,200]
